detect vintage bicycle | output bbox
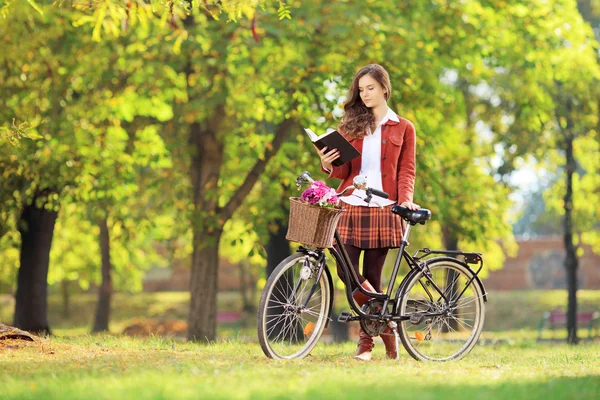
[257,171,487,361]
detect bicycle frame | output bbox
[296,223,487,324]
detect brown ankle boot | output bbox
[352,280,377,361]
[380,322,399,360]
[354,328,374,361]
[352,280,377,308]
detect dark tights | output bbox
[335,244,389,293]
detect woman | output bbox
[317,64,420,361]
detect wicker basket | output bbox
[285,197,345,248]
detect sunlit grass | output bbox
[1,335,599,400]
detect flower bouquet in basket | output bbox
[286,180,345,248]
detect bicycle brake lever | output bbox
[296,171,314,189]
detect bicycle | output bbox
[257,171,487,361]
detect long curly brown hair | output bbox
[338,64,392,140]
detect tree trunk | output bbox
[92,217,113,333]
[239,262,249,313]
[13,200,58,335]
[61,279,70,319]
[239,261,258,315]
[563,135,579,345]
[188,229,222,341]
[187,117,225,342]
[442,227,459,332]
[184,99,295,341]
[266,218,291,278]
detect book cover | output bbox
[305,128,361,167]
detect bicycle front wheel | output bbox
[257,253,331,359]
[397,258,485,361]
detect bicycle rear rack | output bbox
[412,247,487,303]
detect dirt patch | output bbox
[0,338,31,350]
[121,318,187,337]
[0,338,57,356]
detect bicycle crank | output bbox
[359,299,388,337]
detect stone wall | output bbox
[482,236,600,290]
[142,236,600,292]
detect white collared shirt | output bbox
[341,107,398,207]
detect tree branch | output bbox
[220,117,297,223]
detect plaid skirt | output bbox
[336,203,405,249]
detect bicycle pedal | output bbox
[410,313,425,325]
[337,311,353,323]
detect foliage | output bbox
[0,2,181,291]
[485,0,600,251]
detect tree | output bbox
[482,0,600,343]
[0,2,179,332]
[0,5,91,333]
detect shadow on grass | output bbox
[302,375,600,400]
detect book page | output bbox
[304,128,317,142]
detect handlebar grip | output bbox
[368,188,389,199]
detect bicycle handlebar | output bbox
[296,171,389,206]
[368,188,389,199]
[335,185,389,207]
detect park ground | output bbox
[1,290,599,399]
[1,336,599,399]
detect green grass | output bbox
[2,290,599,399]
[1,335,599,400]
[484,290,600,331]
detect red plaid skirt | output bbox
[336,203,405,249]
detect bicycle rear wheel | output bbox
[397,258,485,361]
[257,253,331,359]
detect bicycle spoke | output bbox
[267,297,291,307]
[451,315,473,330]
[454,294,485,307]
[271,314,292,343]
[274,284,290,305]
[439,273,461,303]
[286,316,298,346]
[266,315,286,336]
[301,309,323,319]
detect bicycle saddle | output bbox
[391,205,432,225]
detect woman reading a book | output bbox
[317,64,419,361]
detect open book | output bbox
[305,128,361,167]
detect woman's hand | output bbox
[314,145,340,171]
[400,201,420,211]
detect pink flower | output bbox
[301,181,338,208]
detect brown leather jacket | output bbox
[321,117,416,205]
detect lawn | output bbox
[1,290,599,399]
[1,335,599,400]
